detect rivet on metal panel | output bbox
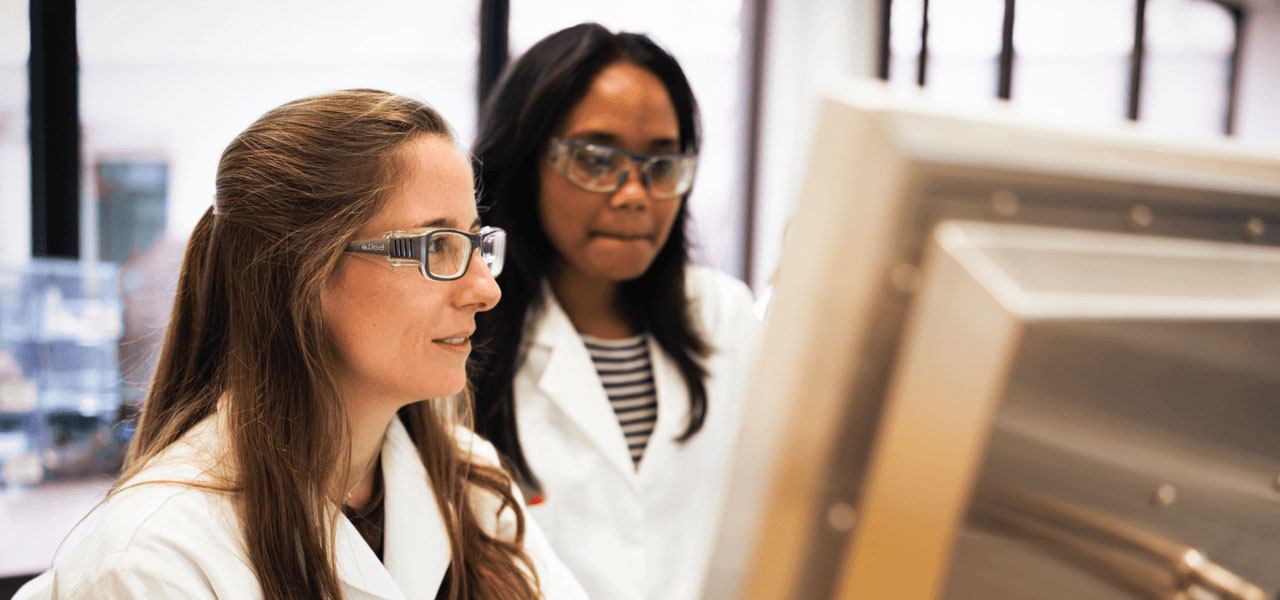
[888,263,922,294]
[989,189,1020,219]
[826,502,858,532]
[1152,483,1177,509]
[1245,216,1266,241]
[1129,205,1153,230]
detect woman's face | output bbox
[538,61,684,283]
[324,135,501,405]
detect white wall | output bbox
[749,0,878,293]
[0,0,29,266]
[76,0,479,245]
[1236,3,1280,146]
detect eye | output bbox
[573,146,620,176]
[648,157,678,181]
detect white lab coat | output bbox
[15,408,588,600]
[515,265,761,600]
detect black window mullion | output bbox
[997,0,1015,99]
[917,0,929,86]
[1127,0,1147,121]
[29,0,80,259]
[477,0,509,111]
[877,0,891,80]
[740,0,770,284]
[1222,4,1243,135]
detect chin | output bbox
[591,257,657,282]
[436,381,468,399]
[414,372,467,400]
[618,268,653,282]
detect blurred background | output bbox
[1,0,1278,595]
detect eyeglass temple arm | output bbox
[345,237,417,260]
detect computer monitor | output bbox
[707,80,1280,600]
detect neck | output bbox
[550,264,634,339]
[341,396,396,509]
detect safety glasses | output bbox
[547,138,697,200]
[344,226,506,281]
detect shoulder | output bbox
[685,264,756,316]
[28,418,246,599]
[17,545,222,599]
[27,478,240,599]
[685,263,751,297]
[684,264,760,340]
[90,433,238,554]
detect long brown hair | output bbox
[116,89,540,599]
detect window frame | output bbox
[875,0,1245,134]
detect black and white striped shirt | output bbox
[581,334,657,468]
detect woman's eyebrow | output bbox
[567,130,621,145]
[568,130,681,151]
[412,217,483,230]
[416,217,455,229]
[648,138,681,151]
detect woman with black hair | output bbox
[471,23,761,600]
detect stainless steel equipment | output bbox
[709,80,1280,600]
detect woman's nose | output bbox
[458,250,501,311]
[609,165,650,211]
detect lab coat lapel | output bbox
[532,286,641,485]
[637,335,689,481]
[335,418,450,600]
[197,404,401,599]
[382,418,452,599]
[335,516,404,600]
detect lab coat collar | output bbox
[334,417,451,600]
[530,282,643,487]
[161,403,450,599]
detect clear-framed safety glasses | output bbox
[547,138,697,200]
[344,226,506,281]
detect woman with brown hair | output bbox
[15,90,587,600]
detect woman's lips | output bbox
[590,231,653,241]
[432,337,472,354]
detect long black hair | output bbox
[471,23,709,491]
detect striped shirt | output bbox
[581,333,657,468]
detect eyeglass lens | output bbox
[478,230,506,276]
[419,230,505,279]
[566,144,691,198]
